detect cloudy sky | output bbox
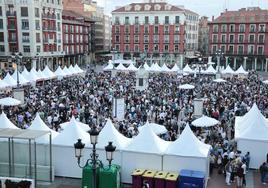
[97,0,268,19]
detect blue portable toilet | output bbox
[179,169,205,188]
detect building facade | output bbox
[198,16,209,56]
[111,0,186,65]
[0,0,63,71]
[209,7,268,71]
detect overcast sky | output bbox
[98,0,268,19]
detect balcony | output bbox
[154,40,159,43]
[164,31,169,35]
[8,25,16,30]
[174,40,180,43]
[115,40,120,43]
[134,40,139,43]
[42,14,56,20]
[8,38,17,43]
[22,26,29,30]
[43,27,56,31]
[22,39,30,43]
[6,11,16,17]
[144,40,149,43]
[164,40,169,43]
[115,21,120,25]
[124,40,130,43]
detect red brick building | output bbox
[111,1,186,65]
[62,10,94,66]
[209,7,268,71]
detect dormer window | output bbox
[145,4,151,11]
[154,4,161,11]
[165,4,171,10]
[135,5,141,11]
[125,5,132,11]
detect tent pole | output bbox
[8,138,11,177]
[49,132,52,182]
[34,141,37,188]
[29,139,32,178]
[12,138,14,176]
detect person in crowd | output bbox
[260,162,268,185]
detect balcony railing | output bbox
[6,11,16,17]
[8,25,16,30]
[42,14,56,19]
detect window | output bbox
[134,35,139,43]
[125,35,129,43]
[229,34,234,43]
[125,44,129,51]
[134,45,139,52]
[164,45,169,51]
[212,45,217,53]
[248,45,254,54]
[229,24,235,32]
[175,16,180,24]
[221,24,227,32]
[35,8,39,17]
[0,7,2,16]
[144,35,149,43]
[0,19,3,29]
[115,44,120,51]
[164,26,169,34]
[0,45,5,52]
[21,7,28,17]
[145,16,149,24]
[174,35,180,43]
[154,35,159,43]
[258,34,265,43]
[249,34,255,43]
[154,44,159,51]
[154,16,159,24]
[10,32,16,41]
[175,26,180,33]
[35,20,40,30]
[115,35,120,43]
[144,25,149,34]
[125,26,129,33]
[57,13,60,20]
[23,45,30,52]
[165,16,169,24]
[259,24,266,32]
[174,45,179,51]
[115,26,120,33]
[228,45,234,54]
[238,45,244,54]
[213,25,218,32]
[221,34,226,43]
[238,34,244,43]
[115,17,120,24]
[22,32,30,42]
[212,34,218,43]
[164,35,169,43]
[220,45,226,53]
[239,24,245,32]
[21,19,29,30]
[57,22,61,31]
[249,24,255,32]
[258,46,264,55]
[0,32,4,42]
[134,25,139,33]
[144,44,149,51]
[154,26,159,34]
[125,17,129,24]
[135,17,139,24]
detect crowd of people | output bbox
[0,63,268,186]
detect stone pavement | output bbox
[36,169,266,188]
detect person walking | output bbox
[225,160,232,186]
[259,162,267,185]
[236,163,244,188]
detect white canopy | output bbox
[103,62,114,71]
[63,66,73,76]
[213,78,227,83]
[68,65,78,75]
[0,80,8,89]
[36,69,47,80]
[3,73,17,87]
[138,122,167,135]
[123,123,170,154]
[165,125,211,158]
[161,64,171,72]
[115,63,128,71]
[221,65,235,74]
[30,68,43,81]
[53,119,91,147]
[235,65,248,75]
[149,63,161,72]
[0,97,21,106]
[179,84,195,90]
[192,115,220,127]
[54,66,67,77]
[22,68,38,82]
[203,65,217,74]
[60,116,90,132]
[263,80,268,84]
[97,119,131,149]
[143,62,151,71]
[0,112,19,129]
[11,70,29,85]
[28,113,59,143]
[183,64,195,74]
[127,62,138,72]
[74,64,84,74]
[42,66,56,79]
[170,64,180,72]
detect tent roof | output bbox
[192,115,219,127]
[0,112,19,129]
[204,65,217,74]
[263,80,268,84]
[144,62,151,71]
[170,64,180,72]
[36,69,46,80]
[235,65,248,75]
[3,73,17,87]
[74,64,84,73]
[149,63,161,72]
[63,66,73,75]
[0,128,50,139]
[97,119,131,149]
[221,65,235,74]
[115,63,128,71]
[0,80,8,89]
[22,69,38,82]
[161,64,171,72]
[0,97,21,106]
[103,62,114,71]
[11,70,29,85]
[55,66,67,77]
[60,116,90,132]
[183,64,194,73]
[53,119,91,146]
[127,62,139,71]
[179,84,195,89]
[30,68,43,80]
[138,122,167,135]
[123,123,170,154]
[165,125,211,158]
[42,66,57,79]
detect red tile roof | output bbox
[213,7,268,23]
[112,2,184,13]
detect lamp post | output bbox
[111,48,117,64]
[74,126,116,188]
[11,52,23,87]
[198,57,202,74]
[215,49,224,73]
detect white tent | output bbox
[149,63,161,72]
[0,97,21,106]
[213,78,227,83]
[203,65,217,74]
[52,118,91,178]
[42,66,56,79]
[60,116,90,132]
[163,125,211,177]
[3,73,17,87]
[0,80,8,89]
[11,70,29,85]
[74,64,84,74]
[121,123,170,183]
[179,84,195,90]
[22,68,38,83]
[103,62,114,71]
[263,80,268,85]
[161,63,171,72]
[54,66,67,77]
[115,63,128,71]
[30,68,43,81]
[235,103,268,169]
[221,65,235,74]
[0,112,19,129]
[183,64,195,74]
[144,62,151,71]
[127,62,138,72]
[36,69,47,80]
[192,115,219,127]
[28,113,58,144]
[170,64,180,72]
[138,122,167,135]
[235,65,248,75]
[63,66,73,76]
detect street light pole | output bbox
[11,52,23,88]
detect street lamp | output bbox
[111,48,117,64]
[11,52,23,87]
[215,49,224,73]
[74,126,116,188]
